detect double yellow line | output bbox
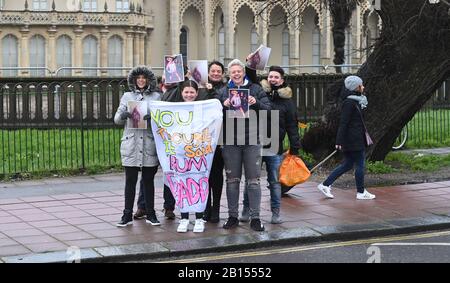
[158,229,450,263]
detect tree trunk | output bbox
[302,0,450,161]
[329,0,357,73]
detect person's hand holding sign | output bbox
[248,95,256,105]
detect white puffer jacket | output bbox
[114,66,161,167]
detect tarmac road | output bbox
[150,229,450,263]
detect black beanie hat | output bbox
[269,65,285,78]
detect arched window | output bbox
[29,35,46,76]
[282,27,290,72]
[108,35,123,76]
[116,0,129,12]
[2,35,19,76]
[83,35,98,76]
[32,0,47,11]
[251,26,259,52]
[218,26,225,63]
[56,35,72,76]
[344,27,352,72]
[83,0,97,12]
[180,27,188,65]
[312,26,321,73]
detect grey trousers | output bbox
[222,145,262,219]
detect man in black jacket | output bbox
[317,75,376,200]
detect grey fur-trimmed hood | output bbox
[261,79,292,99]
[127,66,157,94]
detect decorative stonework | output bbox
[180,0,205,31]
[0,10,153,29]
[209,0,224,36]
[266,0,299,33]
[299,0,324,31]
[232,0,260,31]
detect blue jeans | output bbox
[323,150,365,193]
[243,154,283,210]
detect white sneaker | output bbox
[317,183,334,199]
[177,219,190,233]
[193,219,206,233]
[356,190,376,200]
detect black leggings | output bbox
[205,147,224,214]
[123,166,158,217]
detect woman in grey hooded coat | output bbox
[114,66,161,227]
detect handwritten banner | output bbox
[149,100,223,213]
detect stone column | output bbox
[73,26,83,76]
[133,31,140,66]
[204,0,212,60]
[259,9,269,47]
[19,27,30,77]
[47,26,57,74]
[139,31,145,65]
[170,0,181,55]
[354,6,361,63]
[125,29,134,68]
[100,27,109,76]
[322,7,332,60]
[223,0,234,65]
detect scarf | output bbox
[347,95,368,109]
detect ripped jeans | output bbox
[222,145,262,219]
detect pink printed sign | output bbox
[149,100,223,213]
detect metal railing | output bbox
[0,75,449,176]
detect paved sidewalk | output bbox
[1,173,450,262]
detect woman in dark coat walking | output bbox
[317,76,376,200]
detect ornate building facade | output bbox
[0,0,381,77]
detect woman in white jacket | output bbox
[114,66,161,227]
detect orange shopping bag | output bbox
[279,153,311,187]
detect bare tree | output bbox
[254,0,450,161]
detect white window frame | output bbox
[116,0,129,12]
[250,26,259,53]
[83,0,97,12]
[343,27,352,73]
[282,27,290,72]
[56,35,72,76]
[108,35,123,76]
[83,36,98,76]
[32,0,48,11]
[29,35,46,76]
[312,26,321,73]
[2,35,19,76]
[218,25,225,63]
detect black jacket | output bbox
[217,79,272,145]
[197,80,224,101]
[336,89,367,152]
[261,80,301,155]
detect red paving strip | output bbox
[1,181,450,259]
